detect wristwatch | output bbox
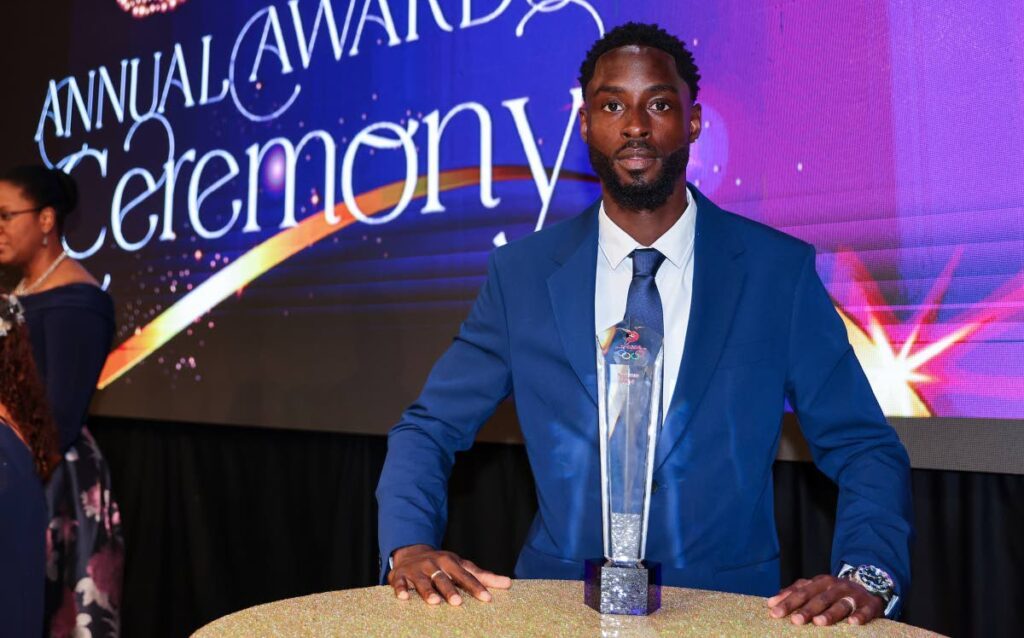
[838,564,898,616]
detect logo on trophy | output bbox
[585,319,664,615]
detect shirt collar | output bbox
[598,186,698,269]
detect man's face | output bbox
[580,45,701,211]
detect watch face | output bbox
[856,565,893,594]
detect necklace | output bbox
[14,250,68,296]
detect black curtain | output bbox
[90,417,1023,638]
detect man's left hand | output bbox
[767,574,884,626]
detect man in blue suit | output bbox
[376,22,913,627]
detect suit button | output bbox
[651,480,660,494]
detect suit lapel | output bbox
[547,202,601,406]
[655,188,747,470]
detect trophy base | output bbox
[584,558,662,615]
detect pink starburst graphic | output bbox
[827,250,1024,418]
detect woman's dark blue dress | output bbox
[0,423,46,638]
[21,284,124,637]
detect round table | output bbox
[194,580,941,637]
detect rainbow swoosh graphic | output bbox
[98,166,597,389]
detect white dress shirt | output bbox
[595,188,697,416]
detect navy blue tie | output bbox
[624,248,666,339]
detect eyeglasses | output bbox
[0,207,41,224]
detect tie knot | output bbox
[631,248,665,278]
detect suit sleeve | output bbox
[375,251,513,583]
[784,247,914,615]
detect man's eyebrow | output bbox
[645,83,679,94]
[592,84,680,96]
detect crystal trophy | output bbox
[585,320,663,615]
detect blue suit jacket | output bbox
[376,187,913,609]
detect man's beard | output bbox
[588,143,689,211]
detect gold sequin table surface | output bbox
[193,580,942,637]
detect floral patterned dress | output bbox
[22,284,124,638]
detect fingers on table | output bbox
[428,567,463,606]
[792,589,848,625]
[766,578,811,607]
[769,578,823,618]
[812,589,882,626]
[414,555,482,606]
[392,554,509,606]
[408,568,444,605]
[462,559,513,589]
[390,575,411,600]
[446,560,493,602]
[812,597,859,626]
[787,581,883,626]
[848,594,884,625]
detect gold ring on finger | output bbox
[429,569,445,581]
[840,596,857,614]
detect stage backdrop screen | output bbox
[27,1,1024,469]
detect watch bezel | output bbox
[853,564,894,601]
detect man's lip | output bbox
[616,155,657,171]
[617,149,657,159]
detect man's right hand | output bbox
[387,544,512,606]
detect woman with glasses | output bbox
[0,294,60,637]
[0,166,123,637]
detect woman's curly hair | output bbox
[0,295,59,480]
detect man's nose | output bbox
[622,108,651,139]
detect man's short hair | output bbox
[578,22,701,102]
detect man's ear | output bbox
[689,103,703,143]
[579,104,590,144]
